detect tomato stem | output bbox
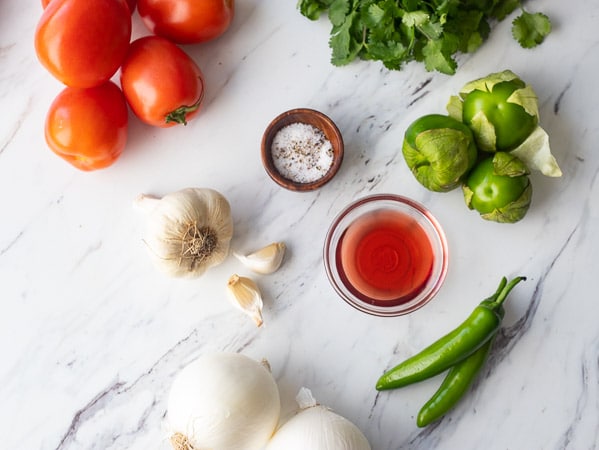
[165,89,205,126]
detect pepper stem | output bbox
[490,276,526,308]
[490,277,508,300]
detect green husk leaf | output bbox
[403,127,474,191]
[469,110,496,152]
[511,126,562,177]
[492,152,530,177]
[506,85,540,118]
[459,70,519,97]
[446,95,463,121]
[463,183,475,209]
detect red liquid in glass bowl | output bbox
[324,194,448,316]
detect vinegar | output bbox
[337,208,434,306]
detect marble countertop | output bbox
[2,1,598,449]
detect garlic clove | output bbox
[234,242,286,275]
[227,274,264,327]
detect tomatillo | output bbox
[463,154,532,223]
[402,114,478,192]
[458,70,540,152]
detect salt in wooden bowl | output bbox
[261,108,344,192]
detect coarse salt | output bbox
[271,122,334,184]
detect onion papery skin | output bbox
[167,353,281,450]
[265,405,371,450]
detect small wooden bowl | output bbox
[261,108,344,192]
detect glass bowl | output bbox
[323,194,448,317]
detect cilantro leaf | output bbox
[365,40,408,70]
[297,0,334,20]
[422,38,457,75]
[465,31,483,53]
[444,10,484,52]
[490,0,520,21]
[418,19,444,40]
[297,0,551,74]
[329,0,351,27]
[329,10,363,66]
[402,10,430,28]
[512,10,552,48]
[362,3,386,27]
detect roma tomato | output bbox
[125,0,137,13]
[138,0,234,44]
[35,0,131,88]
[120,36,205,128]
[45,81,129,171]
[42,0,137,14]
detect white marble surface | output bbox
[1,1,598,449]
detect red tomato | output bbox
[120,36,205,128]
[42,0,137,14]
[138,0,234,44]
[45,81,129,171]
[125,0,137,13]
[35,0,131,88]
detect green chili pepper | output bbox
[375,276,525,391]
[416,334,496,427]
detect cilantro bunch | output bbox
[297,0,551,75]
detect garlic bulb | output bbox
[265,388,371,450]
[227,274,264,327]
[135,188,233,278]
[167,352,281,450]
[235,242,286,274]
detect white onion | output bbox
[265,388,371,450]
[166,352,281,450]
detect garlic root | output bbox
[170,432,194,450]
